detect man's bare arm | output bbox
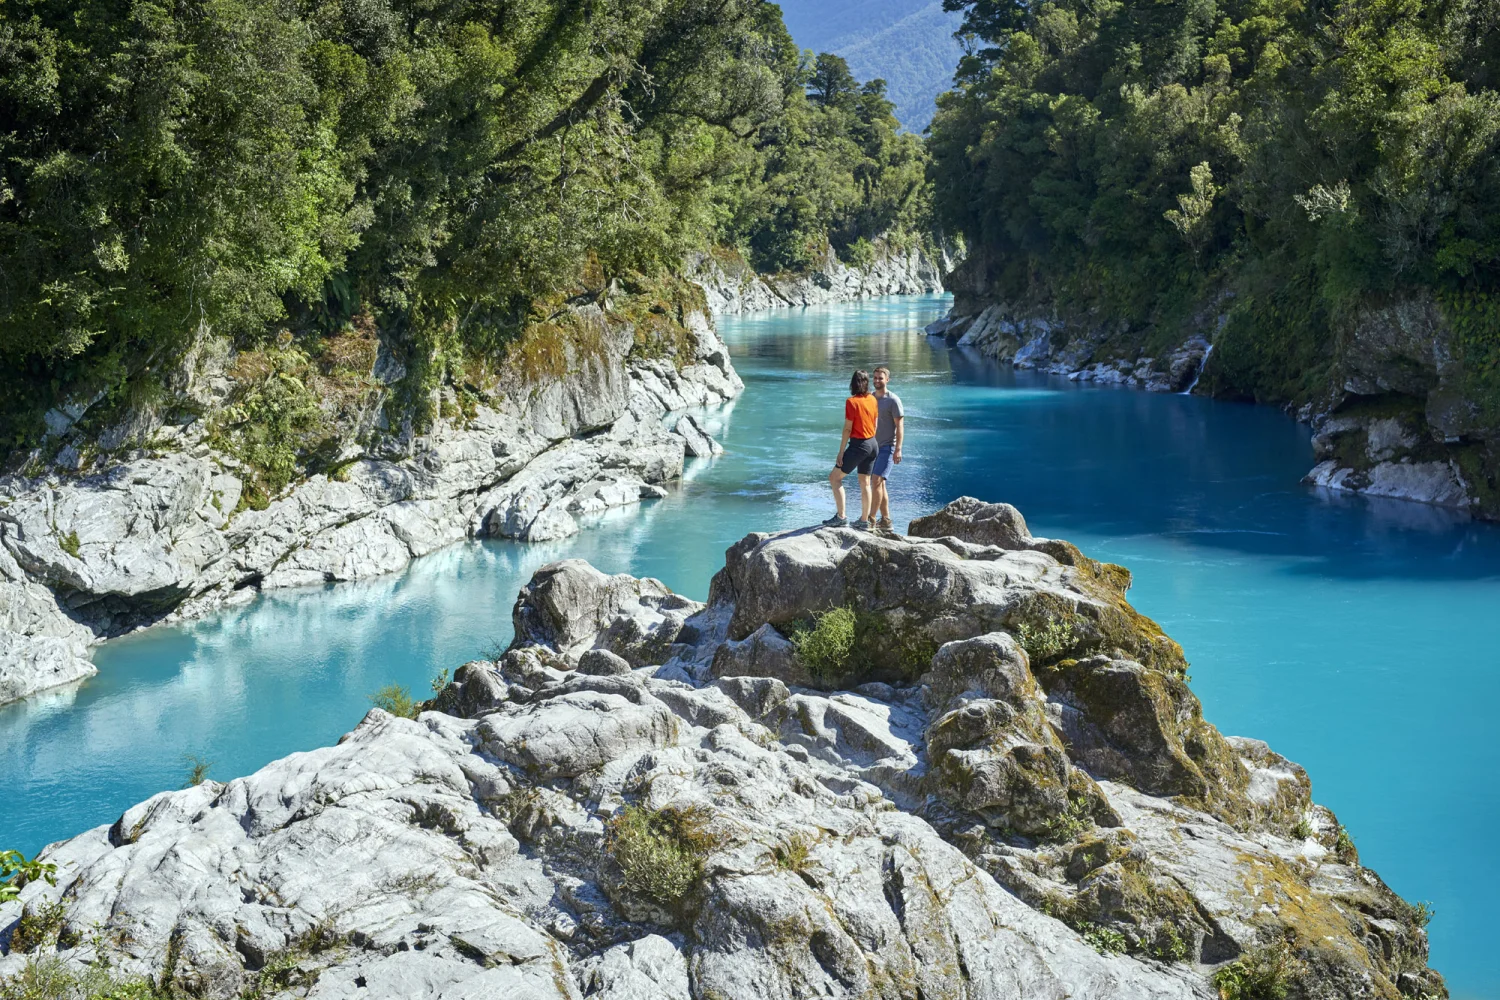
[894,415,904,463]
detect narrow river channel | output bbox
[4,294,1497,996]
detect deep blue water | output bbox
[4,295,1497,996]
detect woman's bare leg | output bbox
[828,467,846,518]
[857,473,873,521]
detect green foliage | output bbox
[790,604,939,685]
[181,754,213,789]
[1042,795,1094,842]
[0,0,932,458]
[931,0,1500,409]
[10,899,66,952]
[790,606,858,681]
[607,804,718,909]
[0,849,56,905]
[771,833,813,873]
[430,668,451,696]
[1078,921,1129,955]
[57,531,80,559]
[1403,899,1436,928]
[1211,942,1305,1000]
[368,684,418,719]
[1291,818,1314,840]
[0,957,161,1000]
[1148,922,1192,962]
[1334,823,1359,865]
[1015,616,1077,662]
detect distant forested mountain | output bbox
[776,0,963,131]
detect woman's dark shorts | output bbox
[838,437,878,474]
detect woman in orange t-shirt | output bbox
[825,369,879,528]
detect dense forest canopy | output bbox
[0,0,930,452]
[930,0,1500,406]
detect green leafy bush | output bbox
[1078,921,1128,955]
[1211,942,1305,1000]
[607,805,719,908]
[0,850,56,904]
[0,957,160,1000]
[9,899,66,953]
[790,606,858,681]
[790,605,938,685]
[1333,824,1359,865]
[1015,616,1077,663]
[771,833,813,873]
[1148,923,1191,963]
[368,684,419,720]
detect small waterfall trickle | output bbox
[1181,343,1215,395]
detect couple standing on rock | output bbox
[825,365,903,533]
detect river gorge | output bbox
[4,295,1497,997]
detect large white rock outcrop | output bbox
[0,499,1445,999]
[690,242,945,316]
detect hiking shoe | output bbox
[877,517,895,535]
[822,515,849,527]
[852,519,871,531]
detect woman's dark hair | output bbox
[850,369,870,395]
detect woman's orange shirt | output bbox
[845,395,878,439]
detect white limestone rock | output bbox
[0,503,1444,998]
[689,242,944,316]
[673,415,722,458]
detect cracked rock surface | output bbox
[0,499,1444,999]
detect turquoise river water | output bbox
[4,295,1498,996]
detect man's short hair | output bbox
[874,365,891,376]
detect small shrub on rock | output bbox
[1078,921,1128,955]
[790,606,856,681]
[1148,923,1191,962]
[1015,616,1077,662]
[1042,795,1094,842]
[1333,824,1359,865]
[9,899,66,952]
[771,833,813,873]
[180,754,213,788]
[368,684,419,719]
[607,805,718,908]
[789,605,938,685]
[1211,942,1305,1000]
[0,956,161,1000]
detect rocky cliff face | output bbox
[933,264,1499,520]
[0,307,742,707]
[0,499,1444,999]
[690,240,946,315]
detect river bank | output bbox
[5,296,1496,993]
[928,287,1499,522]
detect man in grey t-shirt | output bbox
[869,366,903,534]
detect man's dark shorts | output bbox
[871,444,895,479]
[838,437,877,474]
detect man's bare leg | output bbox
[857,473,874,522]
[828,467,846,519]
[875,477,890,523]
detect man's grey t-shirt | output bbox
[876,391,903,447]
